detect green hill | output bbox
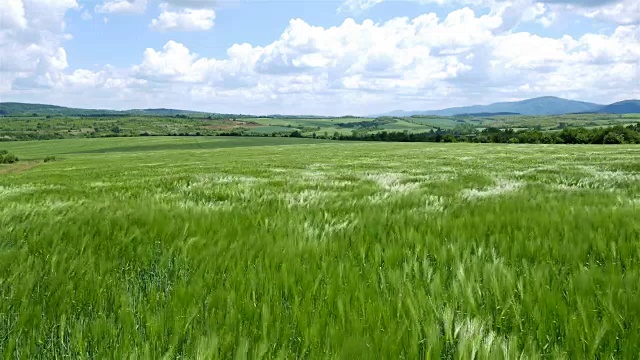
[0,102,208,117]
[0,103,120,116]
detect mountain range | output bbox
[0,103,210,117]
[373,97,640,117]
[1,97,639,118]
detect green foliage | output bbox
[336,118,397,129]
[1,111,639,143]
[0,102,210,117]
[0,137,639,358]
[331,123,640,144]
[0,149,18,164]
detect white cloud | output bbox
[576,0,640,24]
[95,0,147,14]
[2,1,638,115]
[150,3,215,31]
[0,0,27,30]
[134,41,204,81]
[125,12,638,114]
[0,0,78,90]
[61,66,147,92]
[339,0,385,12]
[340,0,639,26]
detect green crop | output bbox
[1,137,639,358]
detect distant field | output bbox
[1,137,640,358]
[1,113,638,142]
[0,137,329,159]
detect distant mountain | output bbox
[128,108,209,116]
[453,112,521,117]
[2,98,638,118]
[0,102,116,116]
[0,102,209,117]
[0,102,328,118]
[374,110,416,117]
[598,100,640,114]
[374,97,605,117]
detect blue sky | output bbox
[1,0,638,115]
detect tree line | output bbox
[2,122,639,144]
[162,123,640,144]
[323,123,640,144]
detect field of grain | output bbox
[1,137,639,358]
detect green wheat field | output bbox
[1,137,639,358]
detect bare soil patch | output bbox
[0,161,40,175]
[202,120,260,131]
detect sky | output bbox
[0,0,638,116]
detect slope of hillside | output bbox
[453,112,521,117]
[599,100,640,114]
[0,103,120,116]
[374,97,604,117]
[0,103,208,117]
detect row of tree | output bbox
[2,123,639,145]
[328,124,640,144]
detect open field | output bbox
[1,137,640,358]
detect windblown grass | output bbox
[1,138,639,358]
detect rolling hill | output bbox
[0,102,209,117]
[598,100,640,114]
[374,97,605,117]
[2,98,639,118]
[0,102,334,119]
[453,112,521,117]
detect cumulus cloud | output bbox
[150,3,215,31]
[2,1,638,115]
[575,0,640,24]
[541,0,619,5]
[127,13,639,113]
[133,40,262,88]
[0,0,145,101]
[134,41,204,81]
[95,0,147,14]
[341,0,639,25]
[0,0,78,89]
[0,0,27,29]
[342,0,559,30]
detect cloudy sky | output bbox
[1,0,638,115]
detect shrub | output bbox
[0,150,19,164]
[603,132,625,144]
[44,156,57,163]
